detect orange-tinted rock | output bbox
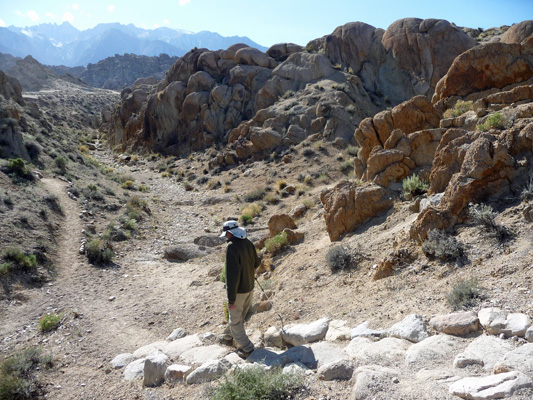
[321,181,393,241]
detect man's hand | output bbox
[228,303,236,310]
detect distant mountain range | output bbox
[0,22,267,67]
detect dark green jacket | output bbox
[226,237,260,304]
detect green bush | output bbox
[54,156,67,175]
[339,159,354,173]
[264,232,289,254]
[469,203,498,230]
[443,100,473,119]
[402,174,429,198]
[1,248,37,274]
[447,278,481,310]
[210,365,303,400]
[346,145,360,156]
[326,245,353,272]
[422,229,464,261]
[86,239,114,265]
[0,347,53,400]
[38,314,62,332]
[243,188,265,202]
[477,112,504,131]
[6,158,33,181]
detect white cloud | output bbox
[27,10,40,22]
[62,12,74,23]
[153,23,160,28]
[179,0,191,6]
[107,5,115,12]
[45,12,56,20]
[163,19,169,25]
[0,19,5,27]
[72,4,79,10]
[15,10,25,17]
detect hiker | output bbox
[217,220,260,358]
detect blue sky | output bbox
[1,0,531,47]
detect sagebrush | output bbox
[447,278,481,310]
[326,245,354,272]
[210,365,303,400]
[422,229,464,262]
[402,174,428,198]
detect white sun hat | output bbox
[219,220,247,239]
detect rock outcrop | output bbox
[321,181,393,241]
[106,18,477,162]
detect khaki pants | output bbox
[223,291,254,352]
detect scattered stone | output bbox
[453,335,513,370]
[478,308,532,337]
[493,343,533,374]
[449,371,533,400]
[325,320,351,342]
[352,365,400,400]
[162,334,203,360]
[526,326,533,343]
[178,345,227,365]
[356,337,411,366]
[133,341,168,359]
[110,353,135,369]
[123,358,146,381]
[264,326,283,348]
[186,359,231,384]
[405,334,464,365]
[310,341,346,368]
[166,328,187,341]
[268,214,297,237]
[344,336,374,359]
[429,311,480,336]
[388,314,429,343]
[143,351,169,387]
[350,321,386,339]
[281,317,330,346]
[317,359,354,381]
[163,245,204,261]
[164,364,191,384]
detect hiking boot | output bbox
[216,335,234,346]
[236,348,254,359]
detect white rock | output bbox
[478,308,531,337]
[344,336,373,359]
[350,321,386,339]
[166,328,187,341]
[186,359,231,384]
[388,314,429,343]
[123,358,146,381]
[133,341,168,359]
[325,320,351,341]
[246,347,283,366]
[429,311,480,336]
[281,317,330,346]
[310,341,346,368]
[143,351,169,387]
[178,344,227,365]
[317,359,354,381]
[110,353,135,369]
[454,335,513,370]
[162,334,203,360]
[493,343,533,374]
[357,337,411,366]
[279,345,318,369]
[282,362,309,378]
[449,371,533,399]
[352,365,399,399]
[526,326,533,342]
[264,326,283,348]
[405,334,463,365]
[164,364,191,384]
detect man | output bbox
[218,220,260,358]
